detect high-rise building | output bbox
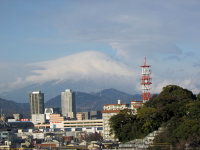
[61,89,76,119]
[30,91,44,114]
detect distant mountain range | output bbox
[0,98,30,118]
[45,88,142,112]
[0,88,142,117]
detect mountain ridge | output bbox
[45,88,142,112]
[0,88,143,116]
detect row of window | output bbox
[65,127,103,132]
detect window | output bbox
[65,128,71,132]
[75,128,82,131]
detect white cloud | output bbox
[8,51,138,93]
[6,50,200,96]
[1,1,200,99]
[2,50,200,101]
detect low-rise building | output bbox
[49,114,64,129]
[76,112,90,120]
[131,101,143,114]
[31,114,45,124]
[64,119,103,131]
[90,111,102,120]
[44,108,54,121]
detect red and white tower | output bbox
[140,57,152,103]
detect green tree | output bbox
[109,85,200,148]
[197,92,200,101]
[109,109,136,142]
[187,101,200,119]
[137,107,162,135]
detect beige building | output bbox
[76,112,90,120]
[13,114,22,121]
[102,100,129,141]
[50,114,64,128]
[131,101,143,114]
[76,113,82,120]
[63,119,103,129]
[49,114,103,133]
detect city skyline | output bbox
[0,1,200,102]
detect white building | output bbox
[31,114,45,124]
[102,100,129,141]
[61,89,76,119]
[49,114,103,133]
[44,108,54,120]
[131,101,143,115]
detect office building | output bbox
[90,111,102,120]
[102,100,129,141]
[61,89,76,119]
[30,91,44,114]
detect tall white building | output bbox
[61,89,76,119]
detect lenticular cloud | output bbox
[20,51,136,86]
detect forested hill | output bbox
[109,85,200,149]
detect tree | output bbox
[109,109,136,142]
[109,85,200,148]
[197,92,200,101]
[187,101,200,119]
[136,107,162,135]
[85,132,103,142]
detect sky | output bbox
[0,0,200,102]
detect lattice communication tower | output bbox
[140,57,152,103]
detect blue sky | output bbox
[0,0,200,102]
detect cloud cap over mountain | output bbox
[0,1,200,101]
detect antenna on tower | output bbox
[140,57,152,103]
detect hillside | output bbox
[0,98,30,117]
[109,85,200,149]
[45,88,142,112]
